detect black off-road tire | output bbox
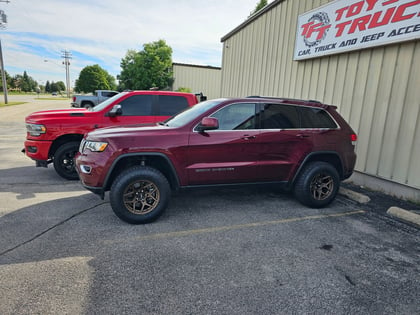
[53,141,80,180]
[294,162,340,208]
[110,166,171,224]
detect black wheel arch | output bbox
[291,151,344,188]
[81,101,94,108]
[103,153,180,192]
[49,134,84,158]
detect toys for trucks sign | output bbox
[294,0,420,60]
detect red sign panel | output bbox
[294,0,420,60]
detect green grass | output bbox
[0,92,70,107]
[36,97,69,100]
[0,101,26,107]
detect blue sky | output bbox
[1,0,264,87]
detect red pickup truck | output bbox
[23,91,201,179]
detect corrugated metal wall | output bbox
[173,63,221,100]
[221,0,420,190]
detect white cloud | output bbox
[1,0,261,85]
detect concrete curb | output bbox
[387,207,420,227]
[339,187,371,204]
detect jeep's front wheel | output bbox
[53,141,80,180]
[294,162,339,208]
[110,166,170,224]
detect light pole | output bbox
[0,7,8,104]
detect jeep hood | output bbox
[86,124,168,139]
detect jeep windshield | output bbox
[165,99,227,127]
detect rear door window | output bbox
[158,95,190,116]
[260,104,300,129]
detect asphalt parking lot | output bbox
[0,96,419,314]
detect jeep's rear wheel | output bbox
[53,141,80,180]
[294,162,339,208]
[110,166,170,224]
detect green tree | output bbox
[56,81,66,92]
[45,81,51,93]
[50,81,57,92]
[20,71,30,91]
[7,71,15,89]
[0,70,11,92]
[14,71,37,92]
[12,74,22,90]
[176,87,192,93]
[105,72,117,91]
[118,39,174,91]
[75,64,116,93]
[249,0,268,17]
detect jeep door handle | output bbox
[297,134,310,138]
[241,135,256,140]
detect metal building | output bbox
[221,0,420,201]
[172,63,221,100]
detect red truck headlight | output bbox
[26,123,46,137]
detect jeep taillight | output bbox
[351,134,357,145]
[73,96,76,102]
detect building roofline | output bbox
[172,62,221,70]
[221,0,284,42]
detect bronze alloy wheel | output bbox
[310,173,334,201]
[123,180,160,215]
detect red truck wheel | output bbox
[53,141,80,180]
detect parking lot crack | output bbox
[0,201,108,257]
[345,275,356,286]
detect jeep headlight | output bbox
[26,123,46,137]
[84,141,108,152]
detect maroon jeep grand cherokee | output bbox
[76,97,357,224]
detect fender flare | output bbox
[290,151,344,187]
[103,152,181,191]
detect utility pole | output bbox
[0,2,9,104]
[61,50,72,98]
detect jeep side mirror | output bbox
[108,104,122,117]
[197,117,219,132]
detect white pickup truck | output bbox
[71,90,119,108]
